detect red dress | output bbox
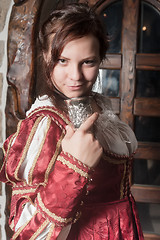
[0,96,144,240]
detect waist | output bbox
[84,195,131,209]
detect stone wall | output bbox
[0,1,13,239]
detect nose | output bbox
[68,64,82,81]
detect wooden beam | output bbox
[100,54,122,69]
[144,233,160,240]
[134,98,160,116]
[136,54,160,70]
[120,0,139,128]
[135,142,160,161]
[131,185,160,203]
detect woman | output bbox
[0,3,144,239]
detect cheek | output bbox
[50,72,60,90]
[51,67,61,84]
[85,68,99,82]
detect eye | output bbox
[58,58,67,64]
[83,60,96,66]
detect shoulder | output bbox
[26,106,69,130]
[6,97,70,145]
[25,96,70,129]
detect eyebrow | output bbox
[59,55,99,60]
[59,56,69,60]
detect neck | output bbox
[53,86,69,100]
[53,85,93,100]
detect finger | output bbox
[64,125,75,139]
[79,112,99,132]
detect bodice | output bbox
[84,154,132,205]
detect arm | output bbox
[1,113,93,239]
[12,150,91,239]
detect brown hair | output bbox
[36,3,109,110]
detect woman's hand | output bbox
[62,112,103,168]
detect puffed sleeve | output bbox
[0,113,92,239]
[94,93,138,156]
[17,151,91,239]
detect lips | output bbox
[68,84,83,90]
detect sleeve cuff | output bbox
[57,151,94,178]
[35,151,93,226]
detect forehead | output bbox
[61,35,100,58]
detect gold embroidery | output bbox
[44,130,65,184]
[120,162,126,199]
[46,223,55,240]
[57,155,89,178]
[12,188,37,196]
[28,117,52,185]
[64,151,91,170]
[14,116,44,181]
[50,115,66,130]
[37,193,73,224]
[27,106,70,125]
[12,210,38,239]
[13,182,27,188]
[29,219,50,240]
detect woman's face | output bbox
[51,35,100,98]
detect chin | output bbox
[67,95,81,99]
[65,92,82,99]
[66,90,92,99]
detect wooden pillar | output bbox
[120,0,140,128]
[5,1,44,238]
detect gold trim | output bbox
[50,115,66,130]
[12,210,38,239]
[4,133,17,184]
[20,195,35,206]
[14,116,44,181]
[44,130,65,184]
[28,117,52,185]
[46,223,55,240]
[63,152,91,170]
[37,193,73,224]
[28,106,70,125]
[10,219,14,231]
[57,155,89,178]
[120,162,126,199]
[12,188,37,196]
[29,219,50,240]
[5,120,23,184]
[2,145,5,155]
